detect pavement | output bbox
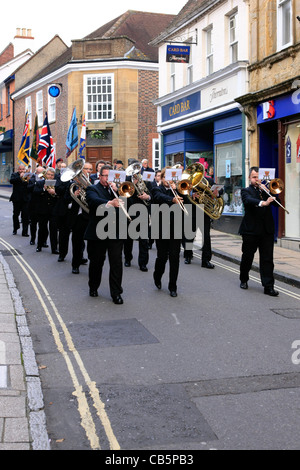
[0,184,299,450]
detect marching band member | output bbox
[239,166,279,296]
[151,167,186,298]
[84,165,124,304]
[9,164,31,236]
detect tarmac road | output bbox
[1,195,300,450]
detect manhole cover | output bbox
[0,249,22,256]
[272,309,300,319]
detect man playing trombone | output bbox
[239,166,281,297]
[84,165,125,304]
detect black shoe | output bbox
[112,295,123,305]
[72,267,80,274]
[169,291,177,298]
[13,231,17,235]
[57,256,65,262]
[30,240,35,245]
[89,290,98,297]
[140,265,148,272]
[36,247,42,252]
[52,250,59,255]
[80,258,88,265]
[22,233,29,237]
[153,275,161,290]
[42,244,49,248]
[184,258,192,265]
[240,282,248,290]
[202,261,215,269]
[124,261,131,267]
[264,287,279,297]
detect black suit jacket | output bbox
[9,172,31,203]
[84,183,122,240]
[239,185,277,236]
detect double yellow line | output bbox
[0,237,120,450]
[192,252,300,301]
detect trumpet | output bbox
[167,180,189,215]
[258,178,289,214]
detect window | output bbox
[84,74,114,121]
[206,27,213,75]
[36,91,43,126]
[229,14,238,63]
[170,63,175,92]
[48,94,56,123]
[6,85,10,116]
[277,0,292,49]
[152,138,160,170]
[25,96,32,128]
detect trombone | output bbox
[259,178,289,215]
[108,179,134,221]
[167,167,190,215]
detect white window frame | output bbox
[48,93,56,123]
[25,96,32,128]
[36,91,43,126]
[84,73,114,122]
[277,0,293,50]
[206,26,214,75]
[229,14,238,63]
[152,137,160,170]
[170,62,176,93]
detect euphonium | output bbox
[178,163,224,220]
[61,159,91,213]
[125,162,151,205]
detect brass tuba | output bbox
[61,159,91,213]
[177,163,224,220]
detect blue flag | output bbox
[17,112,30,166]
[66,107,78,157]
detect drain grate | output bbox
[272,309,300,319]
[0,249,22,256]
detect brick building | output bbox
[236,0,300,245]
[12,10,175,171]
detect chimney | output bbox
[14,27,35,54]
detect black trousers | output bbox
[72,214,88,268]
[87,239,123,297]
[183,214,212,264]
[12,201,29,233]
[37,214,58,251]
[240,233,275,288]
[124,238,149,267]
[154,239,181,292]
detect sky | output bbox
[0,0,187,54]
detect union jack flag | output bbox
[38,113,56,168]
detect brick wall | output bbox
[0,44,14,66]
[138,70,159,166]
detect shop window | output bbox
[277,0,292,50]
[215,141,243,215]
[284,122,300,238]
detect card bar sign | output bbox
[167,45,190,63]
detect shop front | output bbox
[159,92,245,234]
[257,92,300,242]
[0,130,13,186]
